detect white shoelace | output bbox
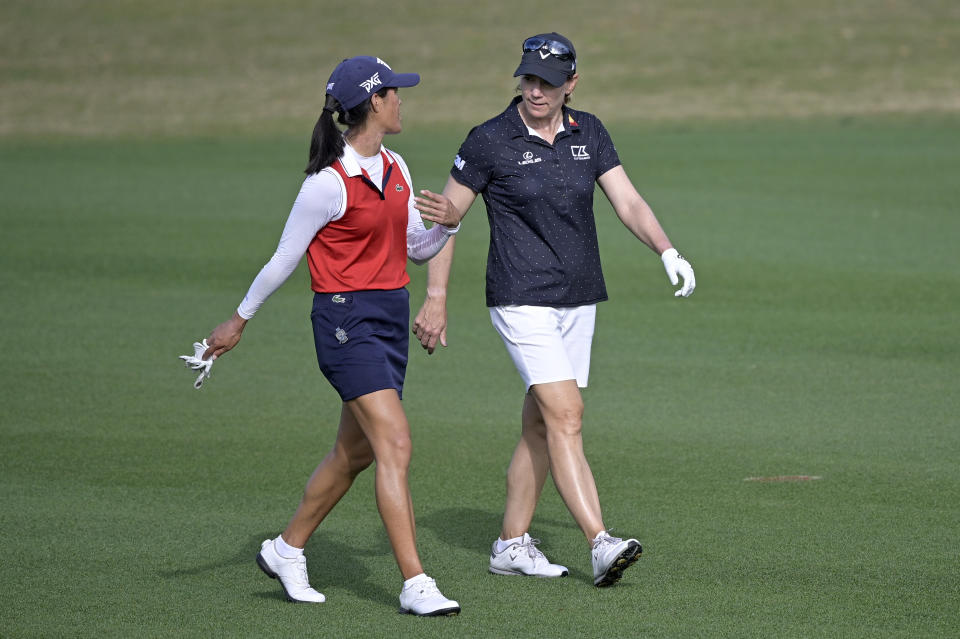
[519,537,547,559]
[293,555,310,584]
[592,531,623,550]
[410,577,440,600]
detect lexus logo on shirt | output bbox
[570,145,590,160]
[518,150,542,166]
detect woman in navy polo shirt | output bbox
[199,56,462,616]
[412,33,696,588]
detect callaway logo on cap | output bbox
[514,32,578,87]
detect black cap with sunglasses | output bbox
[513,33,577,87]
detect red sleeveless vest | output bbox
[307,150,411,293]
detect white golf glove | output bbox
[661,248,696,298]
[179,339,215,389]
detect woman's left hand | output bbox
[414,189,462,228]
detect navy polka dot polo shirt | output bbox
[450,96,622,307]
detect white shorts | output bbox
[489,304,596,391]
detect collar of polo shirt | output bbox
[505,96,580,141]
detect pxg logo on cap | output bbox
[326,56,420,111]
[359,72,382,93]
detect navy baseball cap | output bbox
[326,56,420,111]
[514,33,577,87]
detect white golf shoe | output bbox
[489,533,569,577]
[398,574,460,616]
[591,531,642,587]
[256,538,326,603]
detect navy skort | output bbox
[311,288,409,401]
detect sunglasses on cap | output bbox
[522,36,575,61]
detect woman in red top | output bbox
[200,56,463,616]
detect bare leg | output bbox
[529,380,605,542]
[345,388,424,580]
[282,404,375,548]
[500,393,551,539]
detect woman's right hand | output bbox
[414,190,463,229]
[413,292,448,354]
[203,312,248,360]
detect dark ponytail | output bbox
[304,88,393,175]
[305,94,345,175]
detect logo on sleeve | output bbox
[518,150,542,166]
[454,154,466,171]
[359,72,382,93]
[570,145,590,160]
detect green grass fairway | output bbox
[2,116,958,637]
[2,0,959,636]
[3,0,959,137]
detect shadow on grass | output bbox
[303,531,394,607]
[158,531,395,607]
[417,507,501,555]
[158,533,271,579]
[418,507,575,552]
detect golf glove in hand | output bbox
[661,248,696,298]
[179,339,215,389]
